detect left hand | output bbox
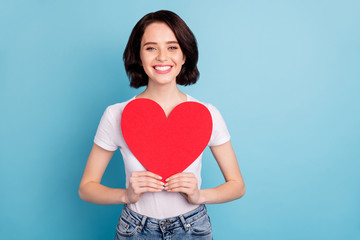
[165,172,203,205]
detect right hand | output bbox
[125,171,164,204]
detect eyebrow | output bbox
[143,41,179,47]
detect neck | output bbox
[137,80,187,106]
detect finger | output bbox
[165,181,196,190]
[131,171,162,180]
[130,176,165,187]
[166,178,196,188]
[140,187,164,193]
[133,180,165,190]
[166,172,195,182]
[166,176,196,183]
[166,187,191,193]
[165,176,197,187]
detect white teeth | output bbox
[155,66,171,71]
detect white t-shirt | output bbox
[94,94,230,219]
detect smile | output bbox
[153,65,173,74]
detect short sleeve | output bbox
[94,106,118,151]
[207,104,231,147]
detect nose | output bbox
[156,49,167,61]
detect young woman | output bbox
[79,10,245,239]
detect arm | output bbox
[79,144,164,205]
[165,140,245,204]
[78,144,126,204]
[200,140,245,203]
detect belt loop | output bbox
[137,215,147,232]
[179,215,190,231]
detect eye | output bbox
[146,46,156,51]
[169,46,178,50]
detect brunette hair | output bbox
[123,10,199,88]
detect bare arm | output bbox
[200,140,245,203]
[166,140,245,204]
[78,144,126,204]
[79,144,164,205]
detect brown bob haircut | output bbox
[123,10,199,88]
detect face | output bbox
[140,22,186,86]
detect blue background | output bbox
[1,0,359,239]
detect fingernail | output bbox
[158,176,162,179]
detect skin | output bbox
[79,22,245,206]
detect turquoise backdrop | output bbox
[1,0,359,239]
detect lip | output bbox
[153,65,173,74]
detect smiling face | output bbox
[140,22,186,86]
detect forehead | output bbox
[141,22,178,43]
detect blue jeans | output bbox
[114,204,213,240]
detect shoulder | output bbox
[99,97,135,125]
[103,97,135,116]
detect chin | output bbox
[150,77,176,85]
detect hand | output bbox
[165,173,203,205]
[125,171,164,204]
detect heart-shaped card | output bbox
[121,98,212,181]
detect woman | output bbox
[79,10,245,239]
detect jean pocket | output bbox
[116,216,139,237]
[189,213,212,236]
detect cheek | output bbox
[175,54,185,66]
[140,54,154,68]
[140,51,149,65]
[181,54,186,65]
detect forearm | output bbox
[79,181,128,205]
[199,180,245,204]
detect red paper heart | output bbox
[121,98,213,181]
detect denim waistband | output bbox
[120,204,208,231]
